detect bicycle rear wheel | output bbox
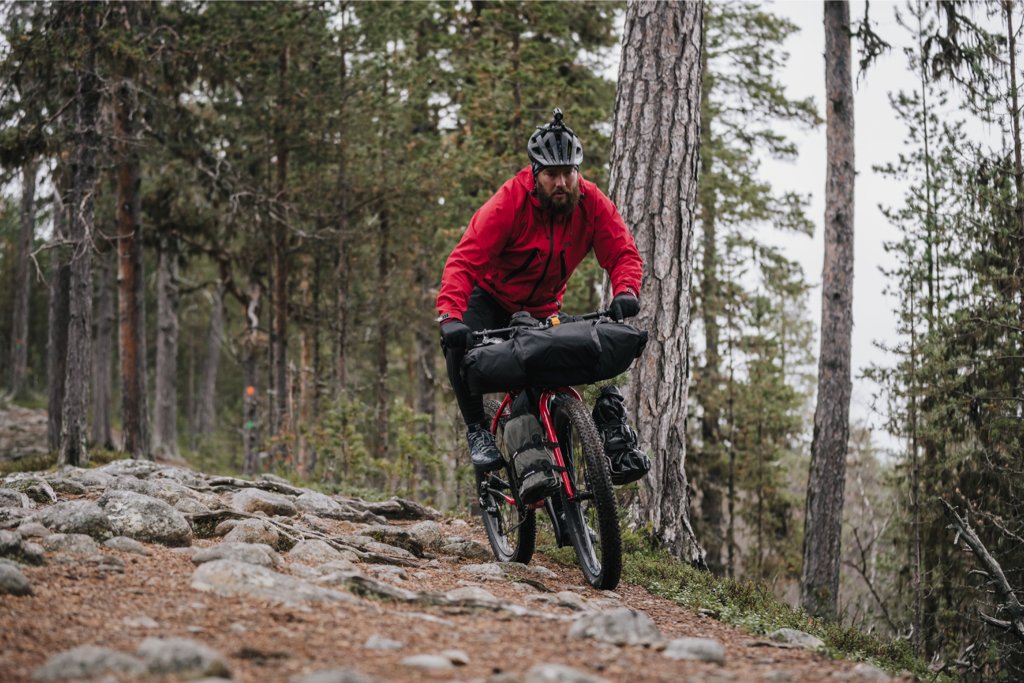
[478,399,536,564]
[551,394,621,589]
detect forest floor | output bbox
[0,407,912,683]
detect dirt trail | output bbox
[0,408,904,683]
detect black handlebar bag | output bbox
[462,320,648,394]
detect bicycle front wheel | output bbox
[550,394,621,589]
[478,399,536,564]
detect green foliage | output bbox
[615,529,943,681]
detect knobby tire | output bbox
[551,394,621,589]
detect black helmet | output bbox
[527,108,583,174]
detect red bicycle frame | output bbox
[489,387,584,508]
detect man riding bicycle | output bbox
[437,108,650,487]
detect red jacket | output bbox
[437,167,643,321]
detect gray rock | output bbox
[460,563,507,580]
[441,539,492,561]
[104,536,152,555]
[408,520,444,549]
[174,497,212,515]
[400,654,454,672]
[288,539,350,566]
[32,645,147,681]
[122,615,160,629]
[0,529,44,565]
[321,571,420,602]
[0,559,31,596]
[830,663,894,681]
[45,476,87,495]
[0,506,30,526]
[30,500,112,540]
[41,533,101,555]
[97,490,193,546]
[361,524,425,556]
[192,559,359,607]
[49,466,111,491]
[0,487,34,508]
[768,628,826,650]
[2,475,57,504]
[362,540,416,560]
[363,634,404,650]
[530,591,586,611]
[441,649,470,665]
[662,637,726,664]
[17,521,50,538]
[443,585,500,606]
[231,488,298,517]
[348,496,441,521]
[192,542,280,568]
[222,518,282,548]
[136,637,231,677]
[294,491,348,517]
[150,465,209,488]
[524,663,611,683]
[290,669,377,683]
[94,458,163,478]
[568,608,662,646]
[503,561,558,579]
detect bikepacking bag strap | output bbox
[462,320,648,395]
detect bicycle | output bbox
[468,310,643,590]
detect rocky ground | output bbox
[0,412,906,683]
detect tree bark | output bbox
[59,5,102,466]
[91,243,115,449]
[115,76,150,459]
[153,232,180,459]
[609,0,707,568]
[47,178,70,453]
[296,251,315,477]
[271,44,290,438]
[9,157,37,397]
[800,0,855,620]
[334,33,351,397]
[195,282,224,436]
[375,209,391,463]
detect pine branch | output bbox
[941,499,1024,643]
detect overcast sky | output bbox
[762,0,928,452]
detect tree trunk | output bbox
[59,6,102,466]
[153,232,180,460]
[47,179,70,453]
[800,0,855,620]
[609,0,707,568]
[195,282,224,436]
[243,282,262,476]
[91,243,115,449]
[271,44,290,438]
[115,76,150,459]
[9,157,37,397]
[376,209,391,463]
[334,35,351,397]
[296,251,315,477]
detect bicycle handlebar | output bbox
[469,310,611,345]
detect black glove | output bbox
[439,319,472,351]
[609,293,640,321]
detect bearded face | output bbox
[535,166,580,216]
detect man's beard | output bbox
[537,182,580,216]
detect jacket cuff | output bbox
[437,312,462,325]
[614,286,639,299]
